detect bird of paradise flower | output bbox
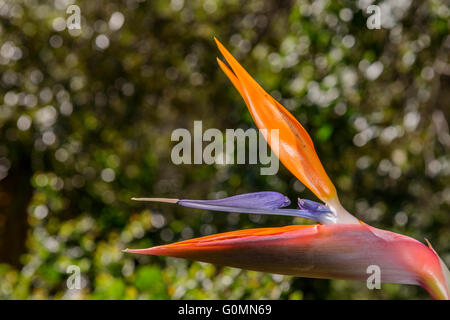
[125,38,449,300]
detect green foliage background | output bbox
[0,0,449,299]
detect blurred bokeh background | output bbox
[0,0,449,299]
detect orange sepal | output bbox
[215,38,337,202]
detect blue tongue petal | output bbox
[132,192,337,224]
[179,191,290,210]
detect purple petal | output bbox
[177,192,336,224]
[298,198,330,212]
[132,192,337,224]
[179,191,290,210]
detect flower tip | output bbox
[121,247,158,256]
[424,238,433,250]
[131,197,179,203]
[214,37,227,52]
[122,248,142,254]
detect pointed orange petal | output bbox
[215,38,335,203]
